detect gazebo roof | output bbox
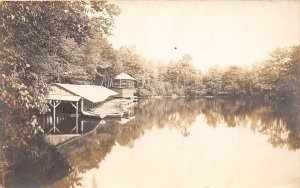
[48,83,118,103]
[114,72,136,80]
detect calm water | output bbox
[6,99,300,188]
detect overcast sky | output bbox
[108,0,300,71]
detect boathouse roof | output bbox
[114,72,136,80]
[47,83,118,103]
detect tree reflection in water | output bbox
[200,99,300,150]
[2,134,70,187]
[2,98,300,187]
[117,98,300,150]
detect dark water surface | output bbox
[6,99,300,187]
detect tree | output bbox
[202,65,223,96]
[159,54,201,96]
[277,46,300,98]
[0,1,119,113]
[221,66,246,96]
[115,46,158,96]
[84,30,119,86]
[254,46,300,99]
[0,1,120,168]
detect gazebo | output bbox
[111,72,136,98]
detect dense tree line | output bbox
[94,45,299,99]
[201,46,300,99]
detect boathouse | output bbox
[47,83,118,132]
[111,72,136,98]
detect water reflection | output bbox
[117,98,300,150]
[43,117,102,146]
[3,98,300,187]
[2,134,70,187]
[200,99,300,149]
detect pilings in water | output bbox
[48,100,79,134]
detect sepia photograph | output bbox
[0,0,300,187]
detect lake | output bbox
[7,98,300,188]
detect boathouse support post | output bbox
[70,101,79,133]
[53,101,56,132]
[76,101,78,133]
[48,100,61,133]
[81,99,84,133]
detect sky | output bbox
[108,0,300,71]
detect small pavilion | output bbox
[111,72,136,98]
